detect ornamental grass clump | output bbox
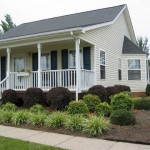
[0,110,13,123]
[83,116,109,136]
[64,114,84,131]
[45,111,66,128]
[1,102,18,112]
[12,110,29,125]
[29,104,47,114]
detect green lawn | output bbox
[0,136,64,150]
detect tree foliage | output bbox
[136,36,149,53]
[0,14,16,34]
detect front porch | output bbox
[0,37,95,98]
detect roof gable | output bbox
[122,36,146,54]
[0,4,125,40]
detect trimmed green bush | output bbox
[0,110,13,123]
[146,84,150,96]
[12,111,29,125]
[47,87,72,110]
[88,85,107,102]
[95,102,111,117]
[23,88,46,108]
[83,116,109,136]
[133,98,150,110]
[67,100,89,115]
[29,104,46,114]
[83,94,101,112]
[64,114,84,131]
[110,109,136,125]
[111,92,133,111]
[45,112,66,128]
[1,102,17,112]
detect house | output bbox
[0,4,148,99]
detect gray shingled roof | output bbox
[122,36,146,54]
[0,4,125,40]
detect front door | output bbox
[1,56,6,81]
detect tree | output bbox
[0,14,16,34]
[136,36,149,53]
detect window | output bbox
[14,56,25,72]
[68,50,83,68]
[100,50,105,79]
[41,53,50,70]
[128,59,141,80]
[118,58,122,80]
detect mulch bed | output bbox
[1,110,150,144]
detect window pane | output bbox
[100,65,105,79]
[14,57,25,72]
[128,70,141,80]
[41,53,50,70]
[118,69,122,80]
[100,51,105,65]
[128,60,140,69]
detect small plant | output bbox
[88,85,107,102]
[67,100,89,115]
[27,113,46,126]
[110,109,136,125]
[83,116,110,136]
[133,98,150,110]
[29,104,46,113]
[0,110,13,123]
[1,102,17,112]
[83,94,101,112]
[64,114,84,131]
[110,92,133,111]
[45,112,66,128]
[146,84,150,96]
[19,68,30,73]
[95,102,111,117]
[47,87,72,110]
[12,111,29,125]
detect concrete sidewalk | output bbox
[0,125,149,150]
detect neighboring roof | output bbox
[0,4,126,40]
[122,36,146,54]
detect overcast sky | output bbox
[0,0,149,46]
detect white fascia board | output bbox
[82,5,126,32]
[0,27,83,43]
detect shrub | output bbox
[83,94,101,112]
[23,88,46,108]
[115,85,131,93]
[12,111,29,125]
[88,85,107,102]
[27,113,46,126]
[64,114,84,131]
[110,109,136,125]
[29,104,46,114]
[95,102,111,117]
[0,110,13,123]
[133,98,150,110]
[105,86,119,103]
[83,116,109,136]
[1,89,18,105]
[111,92,133,111]
[146,84,150,96]
[1,102,17,112]
[45,112,66,128]
[47,87,72,110]
[67,100,89,115]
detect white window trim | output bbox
[100,49,106,80]
[127,59,141,80]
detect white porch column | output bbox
[37,43,42,88]
[6,48,11,89]
[75,38,81,101]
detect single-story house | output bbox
[0,4,148,99]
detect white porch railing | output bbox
[0,77,8,97]
[8,69,94,91]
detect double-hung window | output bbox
[128,59,141,80]
[14,56,25,72]
[118,58,122,80]
[100,50,105,79]
[41,53,50,70]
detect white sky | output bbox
[0,0,149,46]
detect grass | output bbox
[0,136,64,150]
